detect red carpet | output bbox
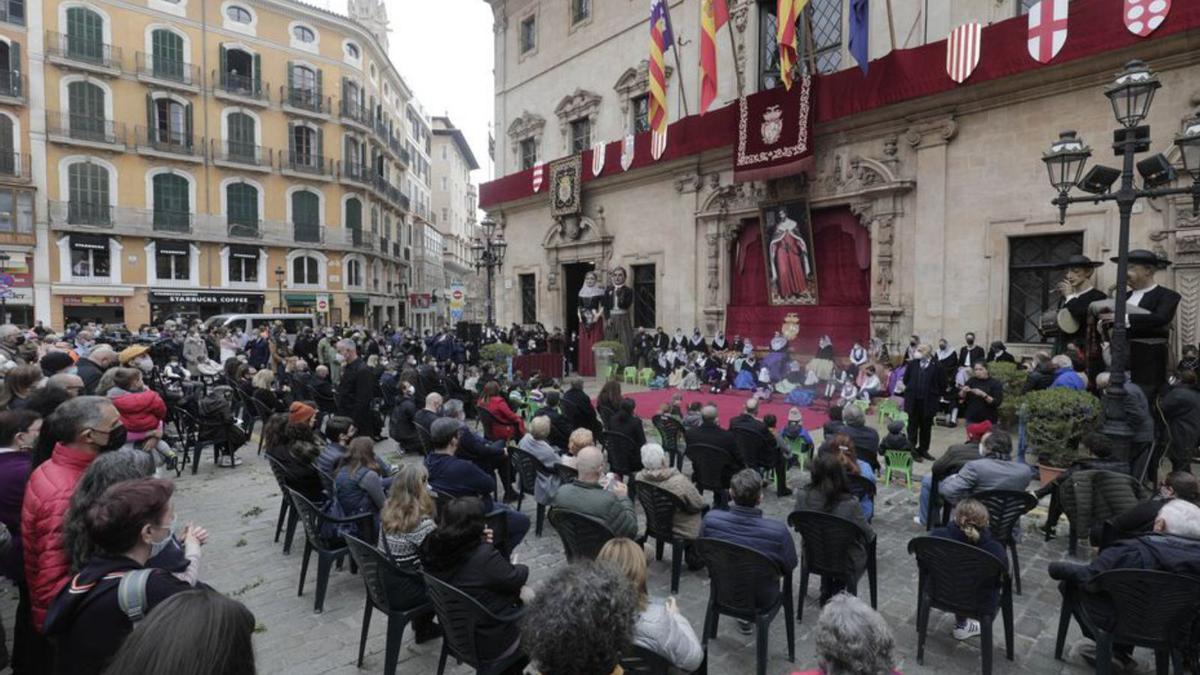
[623,388,829,431]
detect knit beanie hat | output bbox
[886,420,904,435]
[289,401,316,425]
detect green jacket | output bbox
[550,480,638,539]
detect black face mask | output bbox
[93,424,127,452]
[966,338,975,345]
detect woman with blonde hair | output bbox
[930,499,1008,641]
[251,368,285,413]
[596,538,703,672]
[379,463,436,568]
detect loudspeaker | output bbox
[457,321,482,344]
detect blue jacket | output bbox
[930,521,1007,616]
[425,452,496,508]
[700,505,797,606]
[1050,368,1085,390]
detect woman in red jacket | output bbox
[107,369,176,471]
[478,381,524,443]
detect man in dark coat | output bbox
[1119,249,1182,405]
[902,344,943,460]
[75,346,117,395]
[534,389,573,451]
[684,405,744,507]
[728,399,791,497]
[561,378,600,435]
[292,327,319,370]
[335,338,380,438]
[388,384,422,455]
[1159,371,1200,473]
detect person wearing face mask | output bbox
[0,324,28,371]
[21,396,126,635]
[106,369,177,474]
[43,478,200,675]
[900,344,944,461]
[388,378,422,454]
[0,410,40,673]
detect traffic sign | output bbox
[315,294,329,312]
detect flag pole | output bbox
[803,9,818,76]
[886,0,897,51]
[661,2,691,118]
[726,9,744,97]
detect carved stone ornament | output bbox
[506,111,545,141]
[903,117,959,149]
[554,89,603,125]
[614,61,674,115]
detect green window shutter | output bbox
[315,68,322,100]
[145,93,155,131]
[315,127,323,163]
[287,121,295,156]
[10,42,19,75]
[286,60,294,93]
[218,43,226,76]
[184,103,193,146]
[252,52,261,93]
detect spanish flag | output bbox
[778,0,809,90]
[699,0,729,115]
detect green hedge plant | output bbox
[479,342,516,369]
[987,361,1028,430]
[593,340,627,368]
[1024,388,1102,468]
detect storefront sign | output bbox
[315,294,329,312]
[63,295,124,307]
[70,235,109,251]
[449,284,466,322]
[150,292,265,305]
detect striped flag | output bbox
[699,0,729,114]
[532,163,544,192]
[651,129,668,160]
[591,142,606,177]
[945,23,982,84]
[777,0,809,90]
[648,0,674,134]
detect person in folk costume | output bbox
[763,331,791,382]
[934,338,959,419]
[847,342,868,379]
[687,329,708,355]
[602,266,635,366]
[755,363,774,401]
[1053,255,1109,363]
[768,207,813,299]
[670,328,685,351]
[731,334,745,355]
[711,331,728,353]
[807,335,836,384]
[1105,250,1181,407]
[948,332,986,426]
[904,335,922,362]
[575,270,606,377]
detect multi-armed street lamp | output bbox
[1041,59,1200,453]
[471,216,507,326]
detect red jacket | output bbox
[480,396,525,442]
[110,389,167,434]
[22,443,97,631]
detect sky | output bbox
[328,0,496,182]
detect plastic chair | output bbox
[1054,569,1200,674]
[245,397,275,455]
[973,490,1038,595]
[783,436,810,474]
[415,424,434,455]
[554,463,579,484]
[876,398,901,425]
[891,411,909,427]
[695,538,795,675]
[547,508,616,562]
[787,510,877,623]
[908,536,1014,675]
[685,442,733,509]
[432,492,513,558]
[343,535,433,675]
[635,481,689,593]
[287,488,373,613]
[623,366,638,383]
[603,364,618,380]
[637,368,654,386]
[851,399,870,414]
[509,448,553,536]
[619,645,674,675]
[883,450,913,488]
[421,572,529,675]
[601,430,643,499]
[262,454,301,554]
[847,475,878,523]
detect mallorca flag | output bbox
[778,0,810,90]
[648,0,674,134]
[699,0,729,115]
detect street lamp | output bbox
[274,265,285,313]
[0,251,10,325]
[472,216,507,326]
[1042,59,1200,455]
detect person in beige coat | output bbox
[635,443,705,541]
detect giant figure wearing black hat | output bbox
[1114,249,1180,403]
[1054,254,1109,355]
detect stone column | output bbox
[904,117,957,342]
[1171,211,1200,352]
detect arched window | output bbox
[292,255,319,285]
[65,7,105,61]
[219,46,258,94]
[226,111,256,161]
[226,181,258,233]
[291,190,320,242]
[151,96,191,147]
[67,161,110,225]
[346,258,362,287]
[152,173,189,231]
[67,80,106,140]
[292,25,315,43]
[225,5,251,23]
[150,29,185,81]
[344,42,359,59]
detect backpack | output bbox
[116,568,156,623]
[320,468,368,541]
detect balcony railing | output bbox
[136,52,199,86]
[393,243,402,258]
[152,209,192,233]
[47,111,125,146]
[0,71,21,99]
[213,71,267,101]
[350,228,373,251]
[282,151,330,176]
[341,161,369,183]
[46,31,122,71]
[212,140,271,167]
[227,219,261,238]
[293,222,322,243]
[0,153,31,180]
[339,100,369,125]
[282,86,329,115]
[136,126,197,156]
[52,200,113,227]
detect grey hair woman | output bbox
[810,593,897,675]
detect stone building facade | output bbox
[481,0,1200,357]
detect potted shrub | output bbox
[479,342,516,370]
[987,361,1028,431]
[593,340,627,371]
[1024,388,1102,483]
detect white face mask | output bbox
[148,515,177,558]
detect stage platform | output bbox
[622,387,831,431]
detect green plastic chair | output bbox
[603,364,618,380]
[883,449,913,488]
[784,436,810,473]
[891,411,909,427]
[637,368,654,386]
[623,366,638,383]
[877,399,901,425]
[852,399,870,414]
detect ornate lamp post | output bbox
[0,251,10,324]
[274,265,285,313]
[471,216,507,326]
[1043,60,1200,453]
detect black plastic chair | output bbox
[731,428,773,475]
[652,415,686,471]
[695,537,794,675]
[421,572,529,675]
[636,481,688,593]
[477,407,518,443]
[846,475,878,523]
[316,467,335,499]
[174,407,224,475]
[619,644,679,675]
[547,508,616,562]
[908,536,1014,675]
[1054,569,1200,674]
[509,448,553,536]
[973,489,1038,595]
[262,454,301,554]
[601,430,642,499]
[287,488,373,613]
[685,443,732,509]
[432,492,512,558]
[554,463,579,483]
[925,471,956,531]
[787,510,877,623]
[246,396,275,455]
[343,535,434,675]
[415,424,435,455]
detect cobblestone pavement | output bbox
[0,385,1139,674]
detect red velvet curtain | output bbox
[726,207,869,351]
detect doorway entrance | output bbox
[562,261,595,339]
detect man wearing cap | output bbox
[1115,249,1181,403]
[1055,255,1108,358]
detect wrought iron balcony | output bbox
[349,227,374,251]
[293,222,322,243]
[46,31,121,71]
[0,153,30,180]
[340,161,370,183]
[281,151,330,177]
[282,86,329,115]
[47,111,125,146]
[213,71,267,102]
[136,52,200,87]
[339,100,370,126]
[52,200,113,227]
[227,219,262,239]
[212,140,271,167]
[152,209,192,233]
[0,71,22,100]
[136,126,197,156]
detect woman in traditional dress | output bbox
[605,267,636,365]
[769,208,813,299]
[576,271,606,377]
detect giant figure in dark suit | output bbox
[1117,250,1181,403]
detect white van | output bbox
[202,314,317,344]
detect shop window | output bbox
[229,248,258,283]
[1007,233,1083,344]
[70,236,110,279]
[155,244,189,281]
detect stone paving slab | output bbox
[0,389,1147,674]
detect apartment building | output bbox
[431,115,481,325]
[0,0,34,326]
[32,0,418,328]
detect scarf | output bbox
[770,335,787,351]
[936,345,954,361]
[578,283,605,299]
